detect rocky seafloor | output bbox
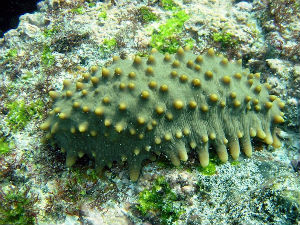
[0,0,299,224]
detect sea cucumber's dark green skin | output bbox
[41,47,285,181]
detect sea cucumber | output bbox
[40,47,285,181]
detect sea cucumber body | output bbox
[42,47,284,181]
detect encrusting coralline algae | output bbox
[40,46,285,181]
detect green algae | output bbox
[137,176,185,225]
[99,38,117,54]
[231,160,241,166]
[5,48,18,61]
[0,137,14,156]
[161,0,178,10]
[98,10,107,19]
[0,188,36,225]
[41,45,55,67]
[150,10,190,53]
[43,27,59,38]
[71,6,85,15]
[5,100,44,132]
[213,31,238,49]
[197,161,217,176]
[138,6,158,24]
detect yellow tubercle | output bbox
[273,115,284,123]
[170,71,178,78]
[278,101,285,109]
[114,67,122,76]
[179,74,188,82]
[189,100,197,109]
[104,119,112,127]
[265,101,273,109]
[66,91,73,97]
[155,106,165,115]
[90,65,98,73]
[192,79,201,87]
[201,104,209,112]
[195,55,203,63]
[73,102,80,108]
[269,95,277,102]
[137,116,145,125]
[233,100,241,107]
[221,58,228,65]
[119,102,127,111]
[205,71,213,79]
[63,79,72,87]
[133,55,142,65]
[40,121,51,130]
[54,107,61,113]
[207,48,215,56]
[244,95,252,102]
[202,135,208,143]
[172,60,180,68]
[209,132,216,140]
[176,47,184,56]
[76,82,84,90]
[128,71,136,78]
[82,106,90,113]
[119,82,126,90]
[59,112,68,119]
[230,92,237,99]
[82,73,90,80]
[81,89,88,96]
[78,122,88,133]
[164,53,171,61]
[49,91,59,99]
[146,66,154,75]
[186,60,194,68]
[102,68,110,77]
[164,133,172,141]
[147,55,155,64]
[128,82,135,90]
[141,90,150,99]
[234,73,242,79]
[222,76,231,84]
[175,131,183,139]
[173,100,184,109]
[102,96,110,104]
[148,81,157,89]
[160,84,168,92]
[209,94,219,102]
[115,123,124,133]
[254,85,262,94]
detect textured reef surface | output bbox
[0,0,299,224]
[42,47,285,181]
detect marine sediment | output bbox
[41,47,285,181]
